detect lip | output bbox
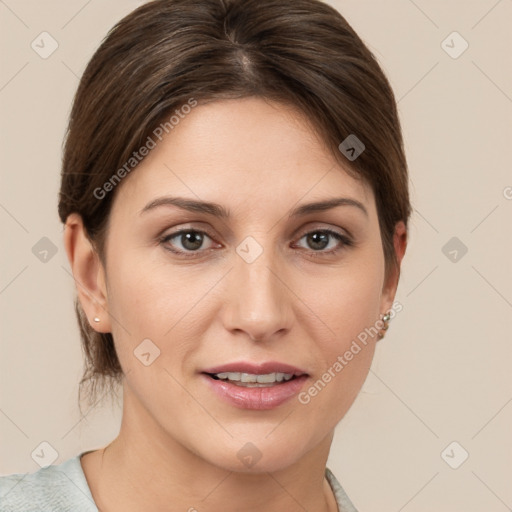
[201,361,308,376]
[201,373,309,410]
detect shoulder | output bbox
[0,455,98,512]
[325,467,359,512]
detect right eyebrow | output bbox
[139,196,230,218]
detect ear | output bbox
[63,213,111,333]
[380,221,408,313]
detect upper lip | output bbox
[202,361,308,376]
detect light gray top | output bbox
[0,453,358,511]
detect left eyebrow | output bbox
[289,197,368,218]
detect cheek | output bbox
[106,243,179,323]
[105,247,212,367]
[298,297,379,431]
[299,251,383,409]
[302,248,384,344]
[103,246,167,351]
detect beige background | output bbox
[1,1,511,510]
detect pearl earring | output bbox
[377,312,391,340]
[93,317,100,323]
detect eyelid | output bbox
[159,222,217,240]
[292,221,353,242]
[159,227,218,249]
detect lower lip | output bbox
[201,374,309,410]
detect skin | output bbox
[64,97,407,512]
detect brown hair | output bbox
[58,0,411,409]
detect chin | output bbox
[199,434,311,474]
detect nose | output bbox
[222,243,293,342]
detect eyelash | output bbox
[159,228,353,259]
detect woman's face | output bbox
[95,97,402,472]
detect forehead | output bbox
[111,97,374,216]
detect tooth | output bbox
[256,373,277,383]
[212,371,298,384]
[240,373,258,383]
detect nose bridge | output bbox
[226,237,290,340]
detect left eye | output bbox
[294,229,351,254]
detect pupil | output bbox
[308,232,328,250]
[183,232,202,250]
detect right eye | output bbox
[160,229,219,257]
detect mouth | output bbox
[201,361,308,388]
[200,361,309,409]
[204,371,302,387]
